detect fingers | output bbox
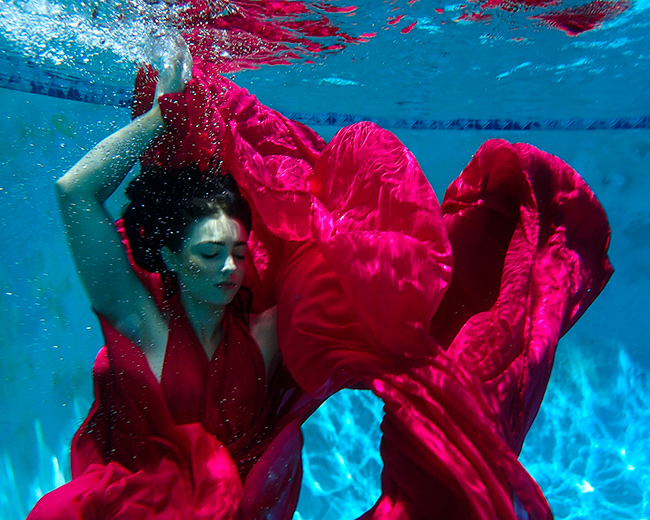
[151,32,193,100]
[176,35,193,83]
[154,61,191,106]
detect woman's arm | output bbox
[56,54,188,378]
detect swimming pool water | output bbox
[1,1,649,518]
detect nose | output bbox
[222,254,237,273]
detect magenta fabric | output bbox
[144,61,610,519]
[171,1,371,72]
[27,227,319,520]
[30,57,611,519]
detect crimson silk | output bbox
[29,58,612,520]
[27,235,319,520]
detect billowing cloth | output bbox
[127,59,615,518]
[27,237,320,520]
[32,58,611,519]
[139,59,611,519]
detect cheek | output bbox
[186,259,201,275]
[183,258,212,279]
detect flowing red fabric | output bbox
[27,228,321,520]
[171,0,370,71]
[131,59,612,518]
[31,57,611,519]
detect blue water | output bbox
[1,1,649,518]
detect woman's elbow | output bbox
[54,174,86,215]
[54,174,73,198]
[55,169,86,201]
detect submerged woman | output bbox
[30,45,612,519]
[28,56,317,519]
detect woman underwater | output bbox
[27,54,321,519]
[29,45,612,519]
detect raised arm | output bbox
[56,53,189,378]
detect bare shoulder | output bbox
[250,306,280,377]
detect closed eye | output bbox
[196,242,247,260]
[200,251,246,260]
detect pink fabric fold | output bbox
[133,63,611,519]
[32,60,611,520]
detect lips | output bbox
[215,282,238,290]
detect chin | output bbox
[212,291,239,307]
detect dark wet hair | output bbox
[122,163,252,280]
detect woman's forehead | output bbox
[186,214,247,244]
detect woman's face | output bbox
[162,213,248,306]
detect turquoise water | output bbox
[1,1,649,518]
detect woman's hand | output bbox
[154,39,193,103]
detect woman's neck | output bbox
[178,292,225,359]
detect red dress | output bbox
[30,59,612,519]
[27,234,320,520]
[143,59,611,519]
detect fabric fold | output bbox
[136,65,611,519]
[31,62,611,520]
